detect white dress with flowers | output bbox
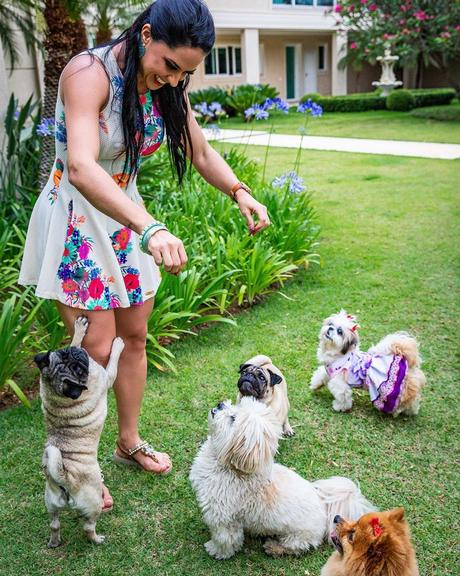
[19,46,165,309]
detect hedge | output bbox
[300,88,457,113]
[386,89,416,112]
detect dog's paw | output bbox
[283,423,295,437]
[74,316,89,333]
[332,399,352,412]
[47,537,62,548]
[91,533,106,545]
[204,540,234,560]
[111,337,125,355]
[264,539,287,557]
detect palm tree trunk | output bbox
[38,0,88,189]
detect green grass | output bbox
[218,102,460,144]
[1,146,459,575]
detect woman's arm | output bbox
[186,99,270,235]
[61,55,186,274]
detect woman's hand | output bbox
[147,229,187,275]
[236,191,270,235]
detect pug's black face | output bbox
[237,364,282,400]
[34,347,89,400]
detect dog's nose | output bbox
[334,515,343,525]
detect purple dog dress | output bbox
[326,351,407,414]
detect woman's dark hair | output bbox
[102,0,215,183]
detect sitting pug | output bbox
[35,316,124,547]
[237,354,294,436]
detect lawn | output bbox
[217,102,460,144]
[0,146,459,575]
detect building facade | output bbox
[189,0,347,99]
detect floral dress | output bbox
[19,46,164,309]
[326,350,408,414]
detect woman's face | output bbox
[139,24,206,92]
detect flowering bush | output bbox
[226,84,279,120]
[333,1,460,89]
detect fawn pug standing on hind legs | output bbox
[35,316,124,547]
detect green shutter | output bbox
[286,46,295,99]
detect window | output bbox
[318,44,327,71]
[204,46,242,76]
[273,0,334,6]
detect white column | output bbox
[242,28,260,84]
[331,31,347,95]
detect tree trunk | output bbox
[95,25,113,46]
[38,0,88,190]
[415,53,424,89]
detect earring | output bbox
[139,38,146,58]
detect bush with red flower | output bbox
[333,0,460,89]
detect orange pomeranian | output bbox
[321,508,419,576]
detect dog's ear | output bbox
[268,369,283,386]
[239,363,251,373]
[340,332,358,355]
[221,401,281,474]
[34,351,51,371]
[388,507,405,523]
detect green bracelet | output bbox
[139,222,168,254]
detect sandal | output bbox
[113,441,172,475]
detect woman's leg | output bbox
[55,302,116,509]
[113,298,171,473]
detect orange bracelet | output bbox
[230,181,252,203]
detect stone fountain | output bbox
[372,47,403,97]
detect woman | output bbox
[19,0,270,510]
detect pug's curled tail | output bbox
[313,476,377,541]
[43,445,67,486]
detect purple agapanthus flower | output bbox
[262,97,289,114]
[209,102,223,114]
[244,106,257,119]
[36,117,55,137]
[272,171,306,194]
[208,123,221,138]
[194,102,210,116]
[255,107,269,120]
[297,99,323,117]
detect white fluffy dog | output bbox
[310,311,425,416]
[189,397,375,559]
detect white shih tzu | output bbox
[189,397,375,560]
[310,310,425,416]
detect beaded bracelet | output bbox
[139,222,168,254]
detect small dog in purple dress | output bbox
[310,311,425,416]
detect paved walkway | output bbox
[203,128,460,160]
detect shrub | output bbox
[300,91,386,112]
[408,88,457,108]
[226,84,279,119]
[386,89,416,111]
[410,104,460,122]
[188,86,228,108]
[301,92,322,103]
